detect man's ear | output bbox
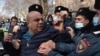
[27,20,29,24]
[27,22,30,26]
[27,22,29,24]
[85,19,89,24]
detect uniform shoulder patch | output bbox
[93,31,100,37]
[93,31,100,34]
[76,38,91,53]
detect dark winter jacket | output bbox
[49,30,100,56]
[48,23,100,56]
[2,24,72,56]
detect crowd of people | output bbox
[1,0,100,56]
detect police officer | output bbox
[59,6,73,28]
[92,0,100,31]
[53,6,73,29]
[38,7,98,56]
[46,6,62,26]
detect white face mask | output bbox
[75,23,84,29]
[93,16,99,26]
[53,16,58,21]
[53,16,62,22]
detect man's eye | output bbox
[34,19,43,21]
[33,19,40,22]
[78,19,81,21]
[75,18,81,21]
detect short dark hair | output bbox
[11,16,18,21]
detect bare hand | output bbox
[39,40,55,49]
[4,33,21,50]
[12,39,21,50]
[60,11,69,18]
[38,46,52,56]
[37,40,55,55]
[13,25,20,33]
[53,20,64,32]
[66,27,75,38]
[4,33,13,42]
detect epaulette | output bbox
[92,30,100,37]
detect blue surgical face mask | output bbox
[93,17,99,26]
[75,23,84,29]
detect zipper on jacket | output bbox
[27,41,29,47]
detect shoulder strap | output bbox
[92,30,100,37]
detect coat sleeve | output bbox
[95,52,100,56]
[50,30,73,43]
[54,42,75,54]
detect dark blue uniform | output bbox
[49,29,100,56]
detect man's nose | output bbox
[39,20,43,23]
[75,20,79,23]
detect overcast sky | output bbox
[0,0,6,13]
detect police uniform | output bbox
[68,7,100,56]
[69,1,100,56]
[66,31,100,56]
[48,8,97,56]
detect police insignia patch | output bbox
[78,44,84,50]
[76,38,91,53]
